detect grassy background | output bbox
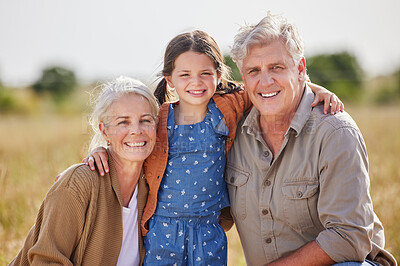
[0,103,399,265]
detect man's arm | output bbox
[267,241,335,266]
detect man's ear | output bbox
[165,76,174,89]
[298,57,306,81]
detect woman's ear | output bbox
[99,123,109,143]
[165,76,174,89]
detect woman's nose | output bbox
[129,121,142,135]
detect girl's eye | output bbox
[202,72,211,75]
[180,74,189,77]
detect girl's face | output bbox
[165,51,221,110]
[100,94,156,166]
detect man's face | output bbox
[241,40,306,119]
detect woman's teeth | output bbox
[125,142,145,147]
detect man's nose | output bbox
[260,71,273,87]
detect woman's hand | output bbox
[308,82,344,115]
[82,146,109,176]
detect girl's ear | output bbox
[165,76,174,88]
[217,73,222,85]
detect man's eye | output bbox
[248,69,259,74]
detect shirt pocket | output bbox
[281,181,319,231]
[225,163,250,220]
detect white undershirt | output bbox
[116,184,140,266]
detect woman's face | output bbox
[100,93,156,166]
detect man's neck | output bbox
[259,112,294,158]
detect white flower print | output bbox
[186,169,190,174]
[189,137,194,141]
[170,253,176,257]
[178,230,183,237]
[176,179,181,184]
[201,129,205,133]
[181,189,185,195]
[156,255,161,260]
[203,153,207,158]
[184,204,189,208]
[203,168,208,173]
[182,156,186,162]
[193,195,198,199]
[202,187,206,192]
[208,252,213,256]
[166,234,171,238]
[194,160,198,165]
[163,223,168,227]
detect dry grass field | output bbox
[0,105,399,265]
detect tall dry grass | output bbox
[0,105,399,265]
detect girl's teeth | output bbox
[189,90,204,94]
[261,92,278,98]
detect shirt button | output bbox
[265,238,272,244]
[230,176,235,183]
[262,209,269,215]
[263,151,270,157]
[297,191,303,198]
[264,180,271,187]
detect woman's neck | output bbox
[109,152,143,207]
[174,102,209,125]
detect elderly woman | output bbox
[10,77,159,266]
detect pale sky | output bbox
[1,0,399,87]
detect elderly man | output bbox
[226,13,396,265]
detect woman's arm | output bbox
[308,82,344,115]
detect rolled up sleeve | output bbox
[316,125,375,262]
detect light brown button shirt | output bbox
[226,86,395,265]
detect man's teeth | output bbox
[261,92,278,98]
[126,142,145,147]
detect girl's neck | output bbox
[174,102,209,125]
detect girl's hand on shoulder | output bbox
[308,82,344,115]
[82,147,109,176]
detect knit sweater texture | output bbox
[10,150,147,265]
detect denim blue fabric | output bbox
[144,99,229,265]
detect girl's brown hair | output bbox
[154,30,241,104]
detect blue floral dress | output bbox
[144,99,230,266]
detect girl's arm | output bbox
[82,146,109,176]
[308,82,344,115]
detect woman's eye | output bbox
[180,74,189,77]
[117,121,128,126]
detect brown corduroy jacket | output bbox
[10,150,148,266]
[142,90,252,235]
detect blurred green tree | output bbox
[32,66,77,102]
[224,55,242,82]
[307,52,364,102]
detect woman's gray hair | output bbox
[231,12,304,70]
[88,76,159,151]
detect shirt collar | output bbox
[241,85,314,138]
[287,85,314,137]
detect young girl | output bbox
[84,30,343,265]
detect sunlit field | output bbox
[0,106,399,265]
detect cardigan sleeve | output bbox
[11,165,97,266]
